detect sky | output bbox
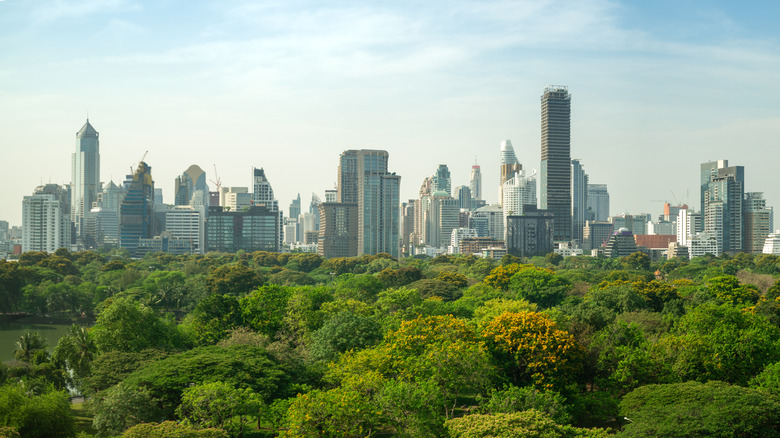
[2,0,780,227]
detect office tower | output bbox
[318,202,358,258]
[336,150,400,257]
[689,233,719,258]
[540,86,572,241]
[324,190,337,203]
[499,140,522,206]
[431,164,451,196]
[587,184,609,221]
[571,159,588,244]
[469,205,504,241]
[604,228,638,258]
[609,214,649,235]
[22,185,72,253]
[71,120,100,241]
[428,192,460,249]
[401,200,415,255]
[119,162,155,257]
[451,227,478,253]
[502,170,537,219]
[252,168,282,250]
[456,185,472,211]
[506,206,555,258]
[413,177,433,247]
[166,205,206,254]
[174,165,209,207]
[206,205,280,253]
[582,221,613,252]
[701,160,744,255]
[763,231,780,255]
[289,194,301,219]
[470,163,482,201]
[744,192,772,254]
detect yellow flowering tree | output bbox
[482,311,582,390]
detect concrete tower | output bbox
[71,119,100,241]
[540,86,572,242]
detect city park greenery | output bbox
[2,248,780,436]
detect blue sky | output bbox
[2,0,779,227]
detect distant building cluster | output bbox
[8,87,777,261]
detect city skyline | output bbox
[2,0,780,226]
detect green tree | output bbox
[658,302,780,385]
[445,411,608,438]
[13,332,47,363]
[122,421,228,438]
[176,381,263,437]
[91,383,163,436]
[239,285,291,337]
[310,311,383,362]
[478,385,572,424]
[620,252,651,271]
[51,324,96,390]
[205,264,263,295]
[91,297,183,353]
[618,381,780,437]
[186,294,244,345]
[508,266,570,308]
[0,384,74,438]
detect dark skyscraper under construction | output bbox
[540,85,572,242]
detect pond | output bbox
[0,318,80,363]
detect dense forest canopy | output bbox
[2,248,780,437]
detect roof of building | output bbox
[77,119,98,137]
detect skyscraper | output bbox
[499,140,522,206]
[540,86,572,242]
[432,164,451,195]
[701,160,744,255]
[174,165,209,207]
[119,162,155,257]
[501,170,537,219]
[571,159,588,244]
[470,163,482,201]
[336,150,400,257]
[587,184,609,222]
[744,192,772,254]
[71,119,100,241]
[253,167,282,249]
[22,184,72,253]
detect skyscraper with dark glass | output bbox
[71,119,100,241]
[119,162,155,257]
[540,86,572,241]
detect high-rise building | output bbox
[432,165,451,196]
[502,170,537,219]
[166,205,206,254]
[206,205,280,253]
[119,162,155,257]
[571,159,588,244]
[540,86,572,242]
[22,185,72,253]
[336,150,400,258]
[763,231,780,255]
[456,185,472,211]
[506,206,555,258]
[604,228,638,258]
[582,221,613,252]
[252,167,282,250]
[174,165,209,207]
[469,205,504,241]
[401,200,415,255]
[289,194,301,219]
[318,202,358,258]
[499,140,522,206]
[71,120,100,241]
[470,163,482,201]
[701,160,744,255]
[744,192,772,254]
[587,184,609,222]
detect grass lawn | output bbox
[72,401,97,436]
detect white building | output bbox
[763,231,780,255]
[450,227,478,254]
[689,233,719,258]
[166,205,206,254]
[502,170,537,219]
[22,192,71,253]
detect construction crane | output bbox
[209,164,222,192]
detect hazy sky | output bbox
[2,0,780,227]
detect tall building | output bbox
[456,185,472,211]
[470,163,482,201]
[71,120,100,241]
[744,192,772,254]
[174,165,209,207]
[469,205,504,241]
[571,159,588,244]
[582,221,613,252]
[506,206,555,258]
[540,86,572,242]
[336,150,400,258]
[119,162,155,257]
[22,185,72,253]
[604,228,638,258]
[502,170,537,219]
[166,205,206,254]
[401,200,415,255]
[701,160,744,255]
[206,205,280,253]
[252,167,282,250]
[587,184,609,221]
[318,202,358,258]
[763,231,780,255]
[289,194,301,219]
[432,164,451,195]
[499,140,522,206]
